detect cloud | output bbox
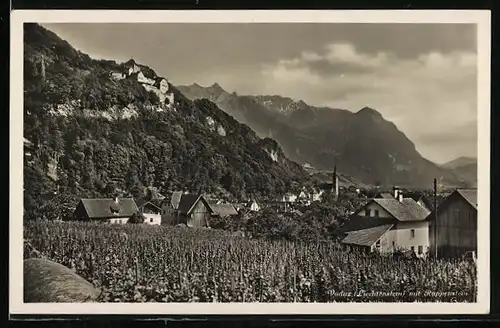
[259,42,477,163]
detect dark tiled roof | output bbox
[80,198,138,219]
[137,200,162,212]
[177,194,203,215]
[209,204,238,217]
[403,191,423,200]
[378,193,394,199]
[425,189,478,221]
[170,191,183,210]
[373,198,431,222]
[341,224,394,247]
[339,215,395,234]
[456,189,478,209]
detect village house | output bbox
[265,200,294,213]
[161,192,211,228]
[162,191,241,227]
[24,138,35,165]
[161,191,182,224]
[208,203,239,218]
[73,197,139,224]
[340,187,431,257]
[427,189,477,259]
[374,189,433,212]
[247,199,261,212]
[311,189,324,202]
[173,193,213,228]
[297,189,311,205]
[404,191,434,212]
[137,200,162,225]
[296,187,324,205]
[281,192,298,203]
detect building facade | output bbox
[341,188,431,257]
[428,189,477,258]
[138,200,162,225]
[73,197,139,224]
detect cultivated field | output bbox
[24,220,477,302]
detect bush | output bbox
[128,212,145,224]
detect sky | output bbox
[41,23,478,164]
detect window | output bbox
[150,218,153,223]
[411,246,415,252]
[370,209,375,217]
[376,240,381,248]
[410,229,415,238]
[392,241,395,249]
[418,245,423,254]
[375,210,379,217]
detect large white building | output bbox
[341,188,432,257]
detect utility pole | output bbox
[332,162,339,202]
[433,178,438,258]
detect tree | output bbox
[148,90,160,105]
[128,211,145,224]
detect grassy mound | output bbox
[24,258,100,303]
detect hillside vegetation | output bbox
[23,23,307,220]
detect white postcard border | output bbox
[10,9,491,315]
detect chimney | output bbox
[393,186,399,199]
[114,196,119,204]
[398,191,403,202]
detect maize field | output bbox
[24,220,477,303]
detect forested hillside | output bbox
[23,23,307,220]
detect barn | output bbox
[427,189,478,258]
[73,197,139,224]
[175,193,215,228]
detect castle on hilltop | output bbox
[109,59,175,109]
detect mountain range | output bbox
[177,83,475,189]
[441,157,477,188]
[22,23,308,219]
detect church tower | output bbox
[332,163,339,201]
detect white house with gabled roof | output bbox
[341,187,432,257]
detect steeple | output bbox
[332,162,339,201]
